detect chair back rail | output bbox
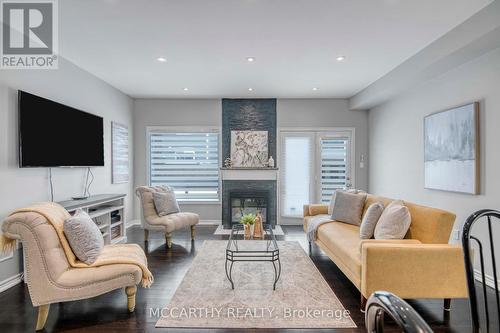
[365,291,433,333]
[462,209,500,333]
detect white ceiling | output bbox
[59,0,492,99]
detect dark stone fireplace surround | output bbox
[222,180,277,229]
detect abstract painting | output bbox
[424,102,479,194]
[231,130,268,167]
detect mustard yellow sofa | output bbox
[303,194,468,310]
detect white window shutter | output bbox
[149,132,219,201]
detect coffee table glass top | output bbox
[225,223,281,290]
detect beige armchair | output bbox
[135,186,199,248]
[2,211,141,331]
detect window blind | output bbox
[280,134,313,217]
[320,137,349,203]
[149,132,219,201]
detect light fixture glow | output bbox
[312,87,318,91]
[157,57,167,62]
[248,87,253,92]
[246,57,255,62]
[336,55,346,62]
[183,87,189,91]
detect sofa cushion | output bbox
[331,191,367,226]
[328,189,364,215]
[64,209,104,265]
[360,202,385,239]
[374,200,412,239]
[317,221,362,280]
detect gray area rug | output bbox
[156,240,356,329]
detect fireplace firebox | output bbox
[230,191,269,225]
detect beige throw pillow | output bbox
[64,209,104,265]
[360,202,385,239]
[331,191,367,226]
[328,189,363,215]
[374,200,411,239]
[153,191,180,216]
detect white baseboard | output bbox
[474,269,500,290]
[0,273,23,293]
[199,220,221,225]
[126,219,141,229]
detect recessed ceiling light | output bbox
[312,87,318,91]
[183,87,189,91]
[248,87,253,92]
[157,57,167,62]
[336,55,346,62]
[246,57,255,62]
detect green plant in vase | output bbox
[240,213,256,239]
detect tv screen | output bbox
[19,91,104,167]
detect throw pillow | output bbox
[328,189,363,215]
[331,191,367,226]
[359,202,385,239]
[64,209,104,265]
[374,200,412,239]
[153,191,180,216]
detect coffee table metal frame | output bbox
[225,223,281,290]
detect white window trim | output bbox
[146,126,222,204]
[278,127,356,221]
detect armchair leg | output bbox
[125,285,137,312]
[165,232,173,248]
[444,298,451,311]
[191,225,196,240]
[36,304,50,331]
[144,229,149,242]
[361,295,367,313]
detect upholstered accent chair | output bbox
[135,186,199,248]
[1,211,141,331]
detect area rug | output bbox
[155,240,356,329]
[213,224,285,236]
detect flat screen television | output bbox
[19,91,104,167]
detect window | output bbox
[280,129,353,220]
[148,130,220,202]
[319,135,351,203]
[280,133,314,217]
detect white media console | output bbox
[58,194,127,244]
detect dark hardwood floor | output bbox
[0,225,494,332]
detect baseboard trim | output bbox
[0,273,23,293]
[199,220,221,225]
[126,219,141,229]
[474,269,500,290]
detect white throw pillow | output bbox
[64,209,104,264]
[374,200,411,239]
[360,202,385,239]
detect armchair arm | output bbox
[361,243,468,299]
[303,204,329,217]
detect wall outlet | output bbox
[452,229,461,241]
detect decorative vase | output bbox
[249,224,255,239]
[253,213,263,239]
[268,156,275,168]
[244,224,251,239]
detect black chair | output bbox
[365,291,433,333]
[462,209,500,333]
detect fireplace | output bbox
[222,179,277,229]
[230,191,269,225]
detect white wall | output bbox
[133,98,369,222]
[0,58,134,283]
[368,47,500,277]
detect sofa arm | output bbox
[303,204,329,217]
[361,243,468,299]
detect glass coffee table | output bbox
[225,223,281,290]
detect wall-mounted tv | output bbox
[19,91,104,167]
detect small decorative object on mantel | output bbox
[240,213,256,239]
[224,157,232,168]
[268,156,274,168]
[253,212,263,239]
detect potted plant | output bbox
[240,213,256,239]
